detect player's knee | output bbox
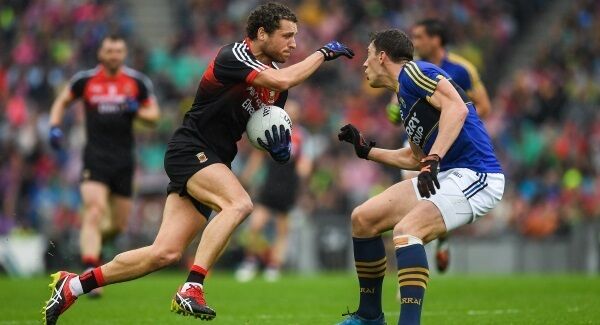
[351,205,378,237]
[149,246,182,269]
[224,197,253,223]
[83,202,107,225]
[393,221,422,240]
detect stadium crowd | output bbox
[0,0,597,257]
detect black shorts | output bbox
[82,156,134,197]
[164,142,228,219]
[257,162,299,214]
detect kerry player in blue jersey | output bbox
[387,18,494,274]
[336,29,504,325]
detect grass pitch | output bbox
[1,272,599,324]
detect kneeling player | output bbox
[336,29,503,325]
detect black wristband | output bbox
[357,141,376,160]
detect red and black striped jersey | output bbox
[69,65,154,160]
[171,38,288,163]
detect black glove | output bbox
[49,126,64,150]
[337,124,375,159]
[258,125,291,164]
[318,41,355,61]
[417,154,441,198]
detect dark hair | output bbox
[370,29,414,62]
[246,2,297,40]
[101,33,126,44]
[415,18,448,46]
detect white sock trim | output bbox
[182,282,203,291]
[393,235,423,248]
[69,277,84,297]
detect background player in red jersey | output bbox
[47,34,160,296]
[235,101,313,282]
[43,2,353,324]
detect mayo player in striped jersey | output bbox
[337,29,503,325]
[43,3,354,324]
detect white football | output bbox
[246,105,292,150]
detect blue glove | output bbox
[49,126,63,150]
[258,125,291,164]
[121,97,139,113]
[318,41,355,61]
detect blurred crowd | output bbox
[0,0,597,246]
[489,0,600,237]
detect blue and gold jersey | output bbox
[397,61,502,173]
[438,52,482,94]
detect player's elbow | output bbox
[268,76,292,92]
[146,111,161,123]
[456,102,469,120]
[256,71,292,92]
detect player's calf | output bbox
[394,235,429,325]
[391,206,445,324]
[352,236,387,320]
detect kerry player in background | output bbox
[47,34,160,297]
[43,2,353,324]
[337,29,503,325]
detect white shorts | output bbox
[411,168,505,231]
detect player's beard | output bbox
[263,46,288,64]
[103,60,123,75]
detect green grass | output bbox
[2,272,599,324]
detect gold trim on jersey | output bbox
[404,62,437,93]
[446,52,482,87]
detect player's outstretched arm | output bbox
[48,86,75,150]
[427,78,469,158]
[337,124,420,170]
[368,147,420,170]
[253,41,353,92]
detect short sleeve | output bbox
[213,43,269,84]
[446,53,481,93]
[69,72,89,99]
[134,74,155,105]
[401,61,443,98]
